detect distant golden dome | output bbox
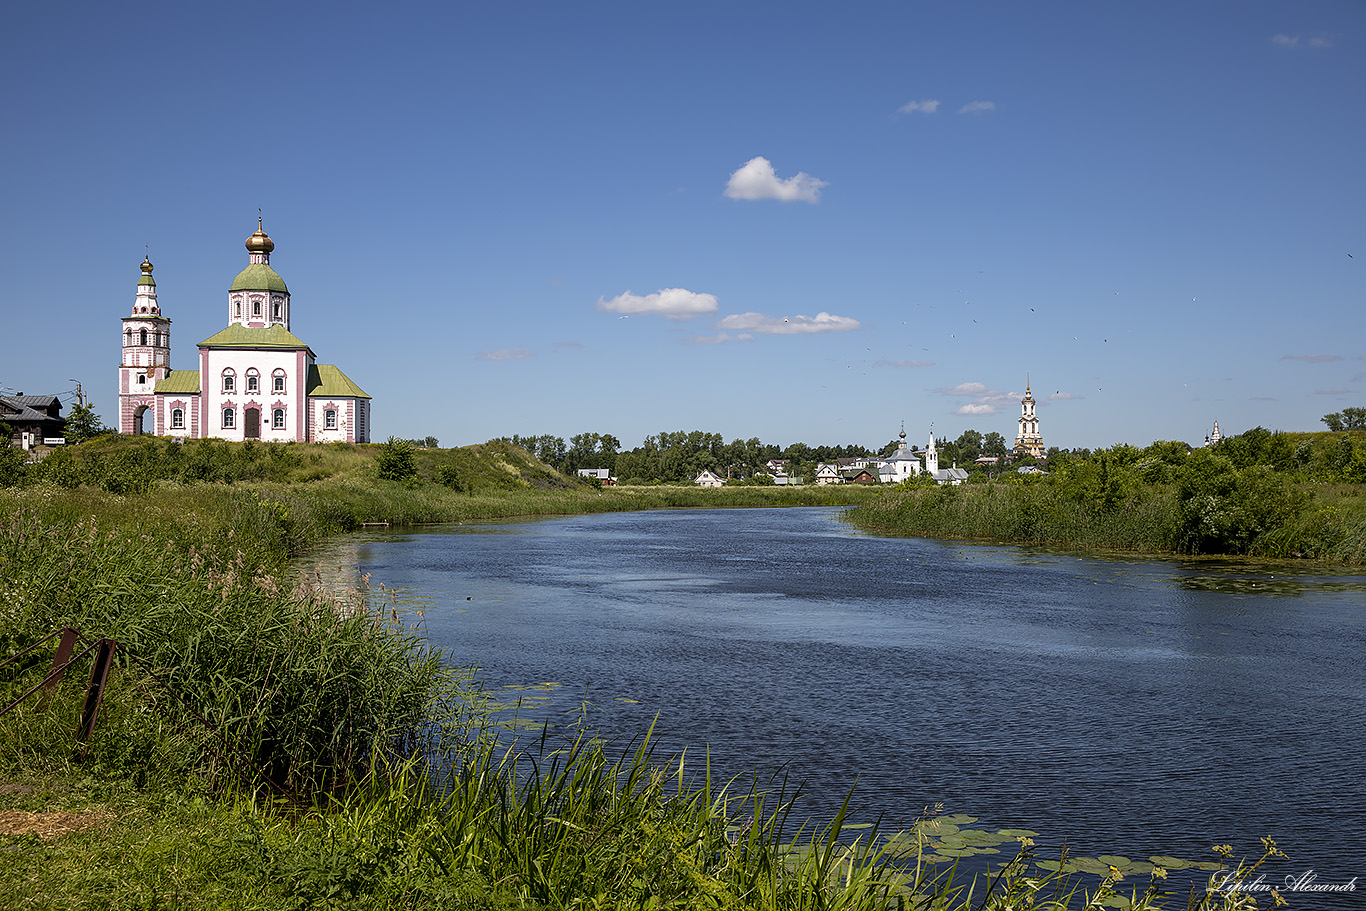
[245,218,275,255]
[141,255,154,273]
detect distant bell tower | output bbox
[119,255,172,435]
[1014,377,1045,458]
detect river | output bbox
[302,507,1366,903]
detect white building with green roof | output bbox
[118,221,371,443]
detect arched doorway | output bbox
[244,407,260,439]
[132,404,149,435]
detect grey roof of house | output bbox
[1,395,64,422]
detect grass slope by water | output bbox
[0,438,1293,909]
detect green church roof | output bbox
[198,323,313,353]
[154,370,201,395]
[307,364,370,399]
[138,275,156,287]
[229,263,289,293]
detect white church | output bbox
[118,221,371,443]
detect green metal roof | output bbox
[154,370,201,395]
[307,364,370,399]
[138,275,156,287]
[229,263,289,293]
[198,323,313,353]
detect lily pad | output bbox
[936,814,979,825]
[1148,856,1192,870]
[997,828,1041,838]
[1071,857,1116,876]
[1098,855,1132,867]
[1097,896,1132,909]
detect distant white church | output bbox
[118,222,370,442]
[1013,379,1045,458]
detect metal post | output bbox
[76,639,117,741]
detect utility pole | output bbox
[68,379,85,407]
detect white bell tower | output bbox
[118,256,172,435]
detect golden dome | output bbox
[245,217,275,255]
[140,255,154,273]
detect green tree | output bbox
[0,445,25,487]
[1322,408,1366,432]
[954,430,984,463]
[375,436,417,482]
[982,432,1008,459]
[63,401,106,443]
[1175,449,1307,554]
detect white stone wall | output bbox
[202,348,308,442]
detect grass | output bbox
[0,438,1301,908]
[846,477,1366,564]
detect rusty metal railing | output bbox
[0,627,117,741]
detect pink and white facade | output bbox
[117,222,371,443]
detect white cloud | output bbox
[898,99,940,114]
[597,288,719,321]
[1048,391,1075,400]
[477,349,534,362]
[714,311,861,334]
[1273,34,1332,49]
[724,157,828,203]
[1282,353,1342,363]
[1315,387,1352,396]
[957,403,996,416]
[958,101,996,114]
[684,332,754,345]
[939,381,991,396]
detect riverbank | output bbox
[0,439,1275,908]
[845,475,1366,565]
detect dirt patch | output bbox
[0,809,107,839]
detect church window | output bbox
[273,370,286,393]
[125,329,133,346]
[252,299,261,317]
[246,370,260,393]
[272,408,285,430]
[222,407,235,429]
[235,300,242,318]
[140,329,147,345]
[273,300,281,320]
[222,369,235,393]
[171,408,184,429]
[137,373,145,385]
[324,409,337,430]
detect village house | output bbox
[1,395,65,449]
[693,469,725,487]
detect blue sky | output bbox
[2,1,1362,452]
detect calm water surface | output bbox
[306,507,1366,898]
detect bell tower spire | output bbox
[119,254,173,434]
